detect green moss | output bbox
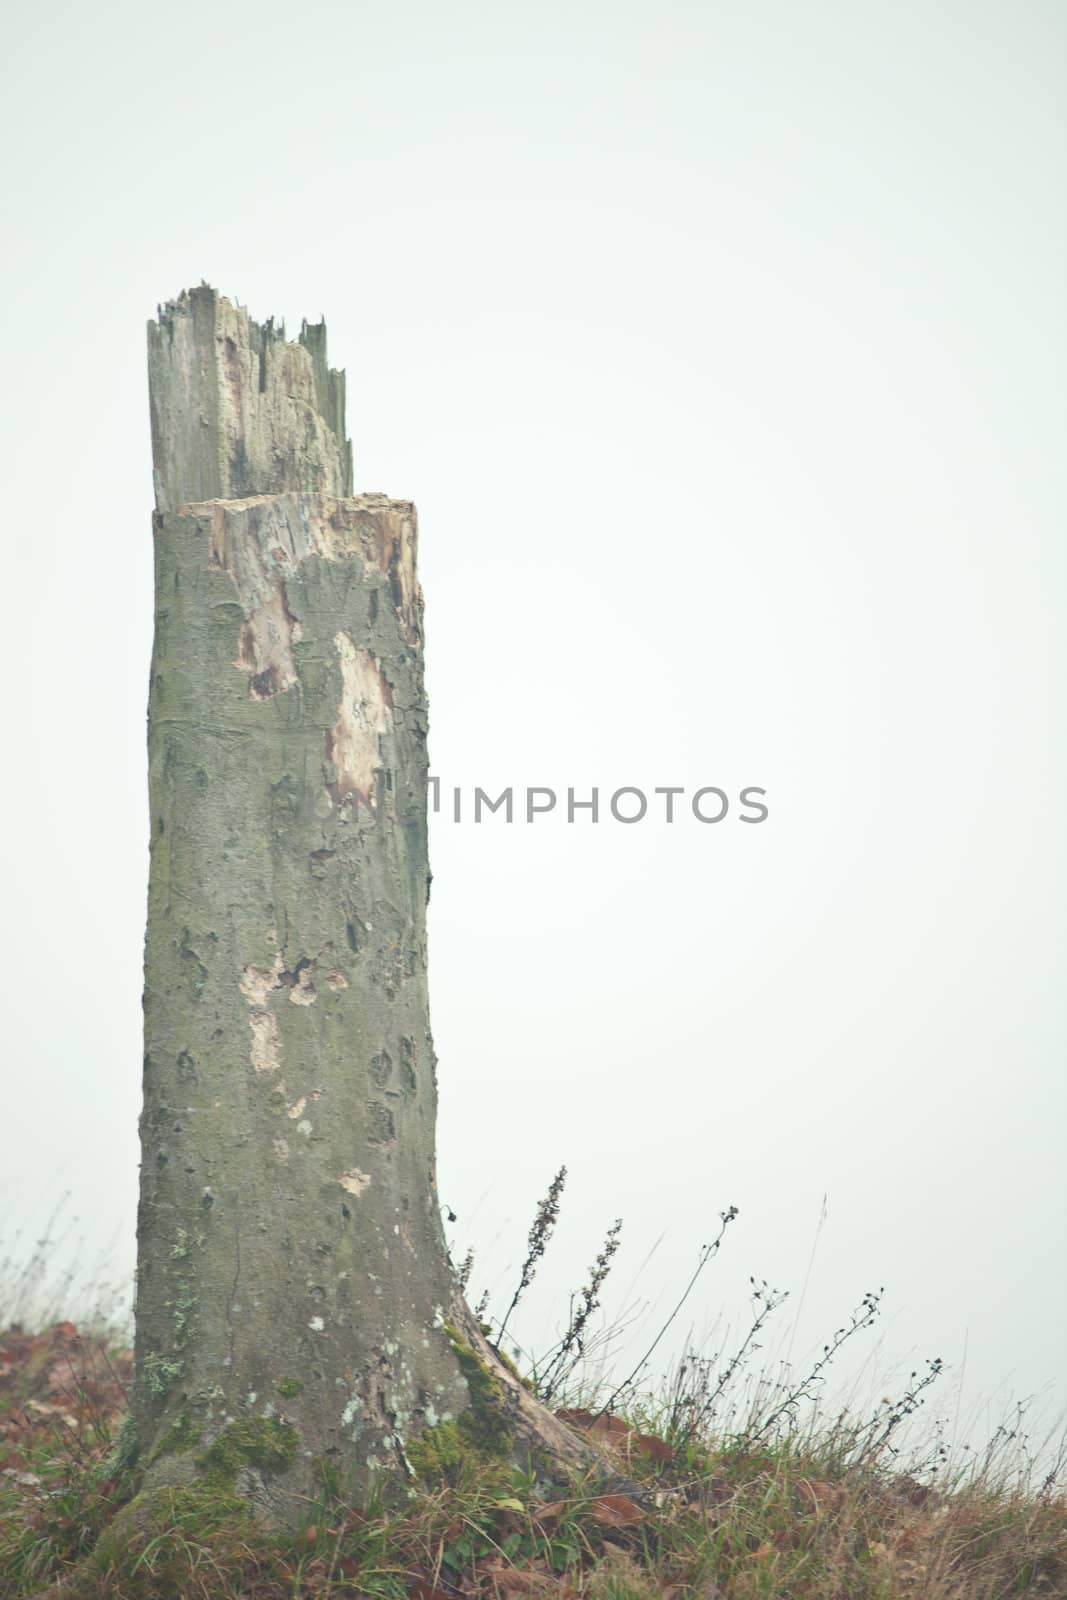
[197,1416,299,1485]
[409,1323,512,1484]
[111,1482,250,1537]
[147,1410,201,1463]
[446,1324,511,1447]
[445,1326,500,1413]
[491,1342,534,1390]
[479,1320,535,1393]
[407,1417,467,1480]
[276,1376,303,1398]
[173,1481,249,1523]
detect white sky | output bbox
[0,0,1063,1449]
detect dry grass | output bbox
[1,1190,1062,1597]
[0,1317,1063,1599]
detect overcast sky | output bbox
[1,0,1063,1451]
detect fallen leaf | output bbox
[589,1494,644,1527]
[796,1477,844,1513]
[484,1565,554,1594]
[589,1415,629,1441]
[633,1434,673,1463]
[409,1584,454,1600]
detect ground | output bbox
[0,1321,1064,1599]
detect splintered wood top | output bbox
[148,284,353,512]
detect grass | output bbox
[0,1362,1063,1599]
[0,1190,1063,1598]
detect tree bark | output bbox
[133,286,584,1524]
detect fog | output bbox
[1,0,1063,1450]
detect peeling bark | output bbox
[134,287,585,1525]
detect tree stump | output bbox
[133,285,585,1523]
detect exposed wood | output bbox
[148,284,352,512]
